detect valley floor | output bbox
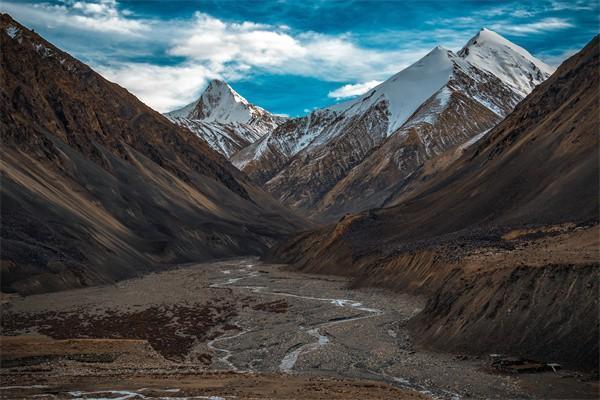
[1,258,598,399]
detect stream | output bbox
[206,259,461,400]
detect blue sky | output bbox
[2,0,598,116]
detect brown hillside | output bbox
[0,14,307,294]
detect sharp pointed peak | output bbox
[470,27,513,45]
[421,45,453,60]
[411,45,456,66]
[201,79,249,105]
[204,79,234,93]
[460,27,522,56]
[206,78,229,88]
[460,27,553,70]
[429,44,450,53]
[458,27,555,96]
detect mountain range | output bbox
[174,29,554,221]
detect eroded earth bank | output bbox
[2,258,597,399]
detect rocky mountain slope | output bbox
[166,80,286,158]
[233,29,554,221]
[0,14,306,295]
[266,36,599,369]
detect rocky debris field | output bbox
[1,258,598,399]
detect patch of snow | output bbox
[292,110,338,153]
[231,136,265,169]
[67,390,144,400]
[33,42,53,58]
[231,109,338,168]
[254,133,270,157]
[403,86,453,129]
[6,25,19,39]
[471,95,504,116]
[166,99,199,118]
[66,389,228,400]
[1,385,48,390]
[459,128,491,151]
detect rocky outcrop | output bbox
[0,14,307,295]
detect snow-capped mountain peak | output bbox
[206,79,249,104]
[188,79,256,123]
[326,45,456,135]
[458,28,555,96]
[165,80,285,158]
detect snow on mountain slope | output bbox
[231,48,456,177]
[231,108,338,177]
[234,29,555,220]
[166,80,285,158]
[458,28,554,97]
[327,46,455,136]
[166,99,198,119]
[313,64,520,221]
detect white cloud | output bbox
[491,18,573,36]
[97,63,218,112]
[550,0,594,11]
[168,12,425,82]
[3,0,148,35]
[73,0,116,16]
[328,80,382,100]
[93,11,430,111]
[169,13,307,67]
[511,9,535,18]
[0,2,447,112]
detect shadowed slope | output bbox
[0,14,307,294]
